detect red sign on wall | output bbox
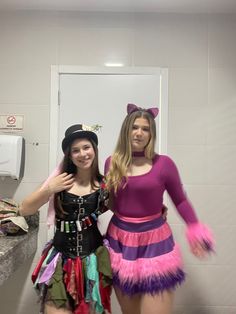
[0,115,24,131]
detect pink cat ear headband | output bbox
[127,103,159,118]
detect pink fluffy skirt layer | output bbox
[106,214,185,295]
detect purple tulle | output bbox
[112,268,185,296]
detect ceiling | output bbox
[0,0,236,13]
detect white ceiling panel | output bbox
[0,0,236,13]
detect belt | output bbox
[55,213,98,233]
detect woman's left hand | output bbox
[191,242,209,259]
[186,222,215,259]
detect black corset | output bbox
[52,190,104,258]
[59,190,100,219]
[53,225,103,259]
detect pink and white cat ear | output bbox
[147,107,159,118]
[127,103,139,115]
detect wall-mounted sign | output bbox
[0,115,24,131]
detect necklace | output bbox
[132,151,145,157]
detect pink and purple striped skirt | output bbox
[106,213,185,295]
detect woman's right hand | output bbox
[162,204,168,220]
[47,172,74,195]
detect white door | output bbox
[50,66,168,234]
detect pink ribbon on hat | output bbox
[127,103,159,118]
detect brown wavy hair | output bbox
[54,138,103,217]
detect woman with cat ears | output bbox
[104,104,215,314]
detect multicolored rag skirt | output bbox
[32,242,112,314]
[106,213,185,295]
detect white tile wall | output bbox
[208,67,236,108]
[0,104,49,143]
[169,67,208,108]
[57,16,134,66]
[208,15,236,67]
[0,11,59,66]
[205,145,236,185]
[184,185,236,226]
[0,65,51,105]
[168,145,207,184]
[169,105,208,145]
[0,10,235,314]
[132,14,208,67]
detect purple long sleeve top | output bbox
[104,154,199,225]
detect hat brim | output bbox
[62,130,98,153]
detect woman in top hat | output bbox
[104,104,215,314]
[20,124,112,314]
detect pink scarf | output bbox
[41,161,63,226]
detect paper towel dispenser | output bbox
[0,135,25,180]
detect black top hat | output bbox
[62,124,98,153]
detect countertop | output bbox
[0,214,39,286]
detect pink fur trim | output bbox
[185,222,215,251]
[40,161,63,227]
[108,221,171,246]
[109,243,183,282]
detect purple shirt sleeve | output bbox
[161,156,199,224]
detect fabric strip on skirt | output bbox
[32,242,112,314]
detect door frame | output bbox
[50,65,168,173]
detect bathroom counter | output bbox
[0,214,39,285]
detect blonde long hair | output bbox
[106,110,157,193]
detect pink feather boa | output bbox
[40,161,63,227]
